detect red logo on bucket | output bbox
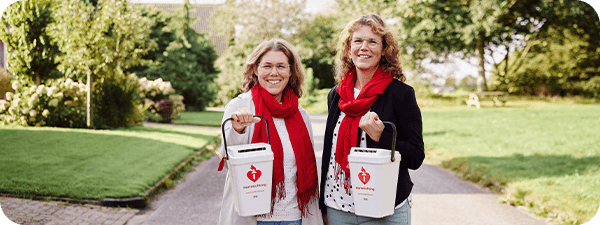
[247,165,262,182]
[358,167,370,185]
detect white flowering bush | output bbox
[138,77,185,122]
[0,78,87,127]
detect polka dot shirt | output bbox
[324,88,367,213]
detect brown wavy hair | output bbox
[241,38,305,98]
[334,14,405,82]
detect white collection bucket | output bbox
[347,121,400,218]
[221,115,274,217]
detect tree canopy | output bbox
[489,0,600,96]
[127,3,218,111]
[397,0,547,92]
[210,0,307,103]
[0,0,62,85]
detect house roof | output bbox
[138,3,228,56]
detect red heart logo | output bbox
[358,167,370,185]
[247,165,262,182]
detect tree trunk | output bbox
[476,33,488,92]
[86,72,93,128]
[504,44,509,78]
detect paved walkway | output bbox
[0,113,554,225]
[0,197,139,225]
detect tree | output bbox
[125,6,174,76]
[128,3,218,111]
[335,0,397,21]
[0,0,62,85]
[50,0,154,128]
[397,0,545,92]
[210,0,307,103]
[491,29,599,96]
[293,13,341,89]
[489,1,600,97]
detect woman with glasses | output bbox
[218,38,323,225]
[318,14,424,225]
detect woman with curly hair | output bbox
[318,14,425,225]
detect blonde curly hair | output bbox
[335,14,405,83]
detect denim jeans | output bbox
[326,202,411,225]
[257,220,302,225]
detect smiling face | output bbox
[350,25,383,73]
[254,51,291,102]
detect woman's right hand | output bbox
[230,108,261,133]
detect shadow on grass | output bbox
[443,154,600,225]
[465,154,600,179]
[424,130,473,137]
[174,111,225,127]
[123,125,218,145]
[424,131,447,136]
[438,154,600,193]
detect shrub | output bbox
[93,74,143,129]
[138,77,185,122]
[0,78,86,127]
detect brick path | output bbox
[1,197,139,225]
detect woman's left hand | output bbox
[359,112,384,142]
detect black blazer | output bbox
[318,79,425,215]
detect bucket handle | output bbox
[381,121,397,162]
[221,115,270,160]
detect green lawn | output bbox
[174,110,224,127]
[421,102,600,225]
[0,125,219,201]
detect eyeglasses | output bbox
[351,38,382,49]
[258,63,290,73]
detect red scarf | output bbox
[335,67,393,192]
[251,84,318,217]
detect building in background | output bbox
[138,2,228,56]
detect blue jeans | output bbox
[326,202,411,225]
[257,220,301,225]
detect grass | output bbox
[421,101,600,225]
[300,89,600,224]
[0,125,220,201]
[173,110,224,127]
[299,88,330,114]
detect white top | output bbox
[217,92,324,225]
[259,117,301,221]
[324,88,411,213]
[324,88,365,212]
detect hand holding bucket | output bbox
[359,112,397,162]
[219,114,274,216]
[221,114,270,161]
[230,108,262,133]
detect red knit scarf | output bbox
[335,67,393,192]
[251,84,318,217]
